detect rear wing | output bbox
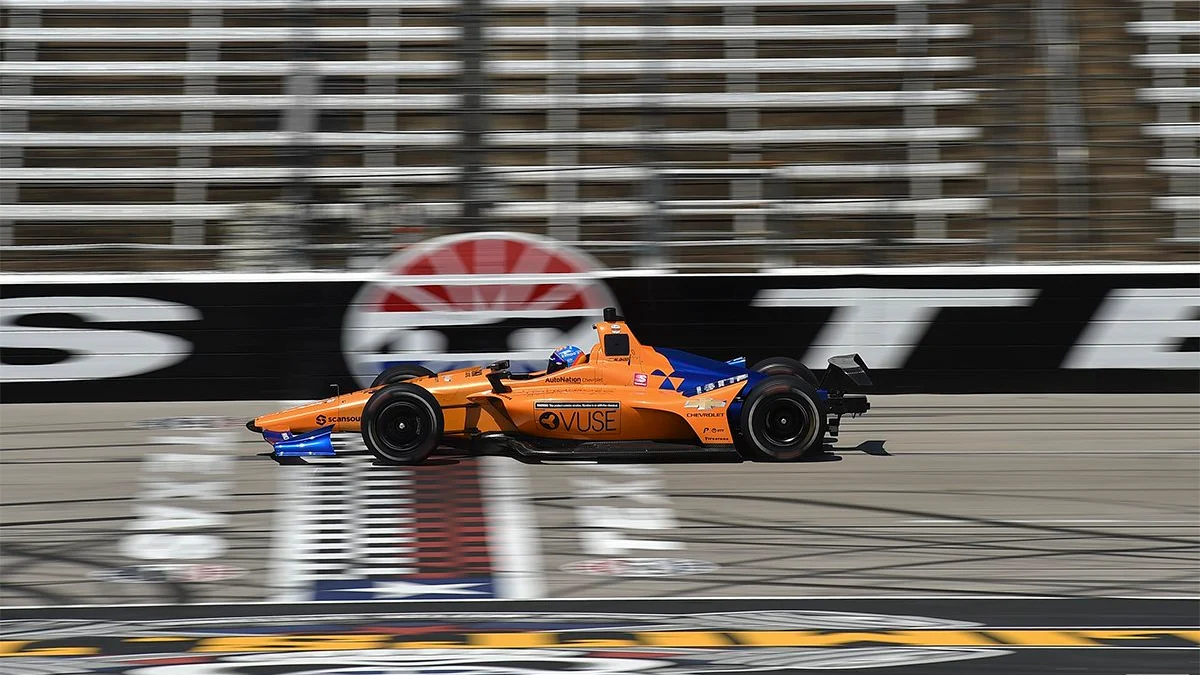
[820,353,872,390]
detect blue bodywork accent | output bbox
[262,428,291,445]
[269,425,336,457]
[654,347,766,397]
[728,398,745,429]
[725,356,747,368]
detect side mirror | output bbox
[603,307,624,322]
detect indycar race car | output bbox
[247,308,872,464]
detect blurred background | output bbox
[1,0,1198,632]
[0,0,1196,273]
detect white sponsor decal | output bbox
[341,232,620,387]
[0,296,201,382]
[684,397,727,411]
[692,374,748,395]
[536,401,620,409]
[1063,287,1200,369]
[754,287,1036,369]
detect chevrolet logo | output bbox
[685,397,727,411]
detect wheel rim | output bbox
[377,401,425,454]
[762,398,809,446]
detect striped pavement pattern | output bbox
[276,441,494,601]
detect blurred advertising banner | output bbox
[1,233,1197,403]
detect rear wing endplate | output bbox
[821,353,872,389]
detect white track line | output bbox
[481,455,545,600]
[270,468,308,603]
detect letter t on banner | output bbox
[753,288,1036,369]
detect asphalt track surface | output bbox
[1,597,1198,674]
[1,394,1198,673]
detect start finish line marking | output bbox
[1,629,1198,658]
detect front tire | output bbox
[371,364,436,388]
[361,383,443,465]
[737,374,828,461]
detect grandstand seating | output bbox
[0,0,1194,269]
[1127,8,1199,241]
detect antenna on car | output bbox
[330,383,340,397]
[603,307,625,322]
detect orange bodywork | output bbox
[251,319,747,446]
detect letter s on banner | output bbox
[1064,288,1200,369]
[0,296,201,382]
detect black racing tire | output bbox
[371,364,435,388]
[751,356,819,388]
[361,382,443,465]
[737,374,828,461]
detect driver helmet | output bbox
[547,345,585,374]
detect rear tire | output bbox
[737,374,828,461]
[751,356,819,387]
[361,383,443,465]
[371,364,435,388]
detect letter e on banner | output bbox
[1064,288,1200,369]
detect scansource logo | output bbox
[342,232,619,388]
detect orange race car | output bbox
[247,308,872,464]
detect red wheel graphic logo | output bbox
[342,232,620,387]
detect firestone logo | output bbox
[341,232,620,388]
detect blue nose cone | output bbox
[270,426,336,457]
